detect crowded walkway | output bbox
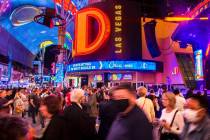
[0,85,210,140]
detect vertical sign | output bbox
[114,4,123,54]
[55,63,64,83]
[194,50,204,81]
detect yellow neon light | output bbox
[40,41,53,49]
[206,44,210,56]
[164,17,208,22]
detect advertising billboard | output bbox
[93,74,104,81]
[73,0,142,62]
[108,73,133,81]
[67,60,156,72]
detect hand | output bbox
[153,118,160,125]
[160,120,171,131]
[8,100,14,104]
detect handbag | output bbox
[160,110,180,140]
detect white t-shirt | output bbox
[160,108,185,134]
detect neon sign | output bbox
[55,63,64,83]
[194,50,204,81]
[66,60,157,72]
[55,0,77,14]
[186,0,210,18]
[206,44,210,57]
[40,41,53,49]
[73,7,111,57]
[114,4,123,54]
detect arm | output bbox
[4,100,14,106]
[149,100,155,122]
[30,99,36,108]
[170,112,185,134]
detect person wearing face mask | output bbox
[98,88,132,140]
[181,94,210,140]
[106,84,153,140]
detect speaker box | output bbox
[205,58,210,90]
[97,82,103,88]
[43,17,54,28]
[43,8,56,28]
[69,79,73,87]
[104,73,110,86]
[144,20,161,58]
[81,75,88,87]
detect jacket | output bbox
[40,114,68,140]
[106,105,153,140]
[64,102,96,140]
[180,116,210,140]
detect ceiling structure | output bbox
[172,0,210,53]
[0,0,88,55]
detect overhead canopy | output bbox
[172,0,210,53]
[0,0,88,67]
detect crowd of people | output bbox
[0,84,209,140]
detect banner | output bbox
[67,60,156,72]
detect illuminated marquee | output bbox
[66,60,157,72]
[73,7,111,56]
[114,4,123,54]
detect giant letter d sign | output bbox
[73,8,111,57]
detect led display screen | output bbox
[194,50,204,81]
[0,0,88,55]
[122,74,133,80]
[55,63,64,83]
[108,74,122,81]
[72,0,142,63]
[108,73,133,81]
[93,74,103,81]
[67,60,156,72]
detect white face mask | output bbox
[183,109,200,123]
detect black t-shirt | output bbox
[29,94,40,108]
[0,97,9,109]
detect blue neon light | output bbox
[55,63,64,83]
[67,61,157,72]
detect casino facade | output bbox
[64,0,193,89]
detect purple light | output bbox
[0,0,10,16]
